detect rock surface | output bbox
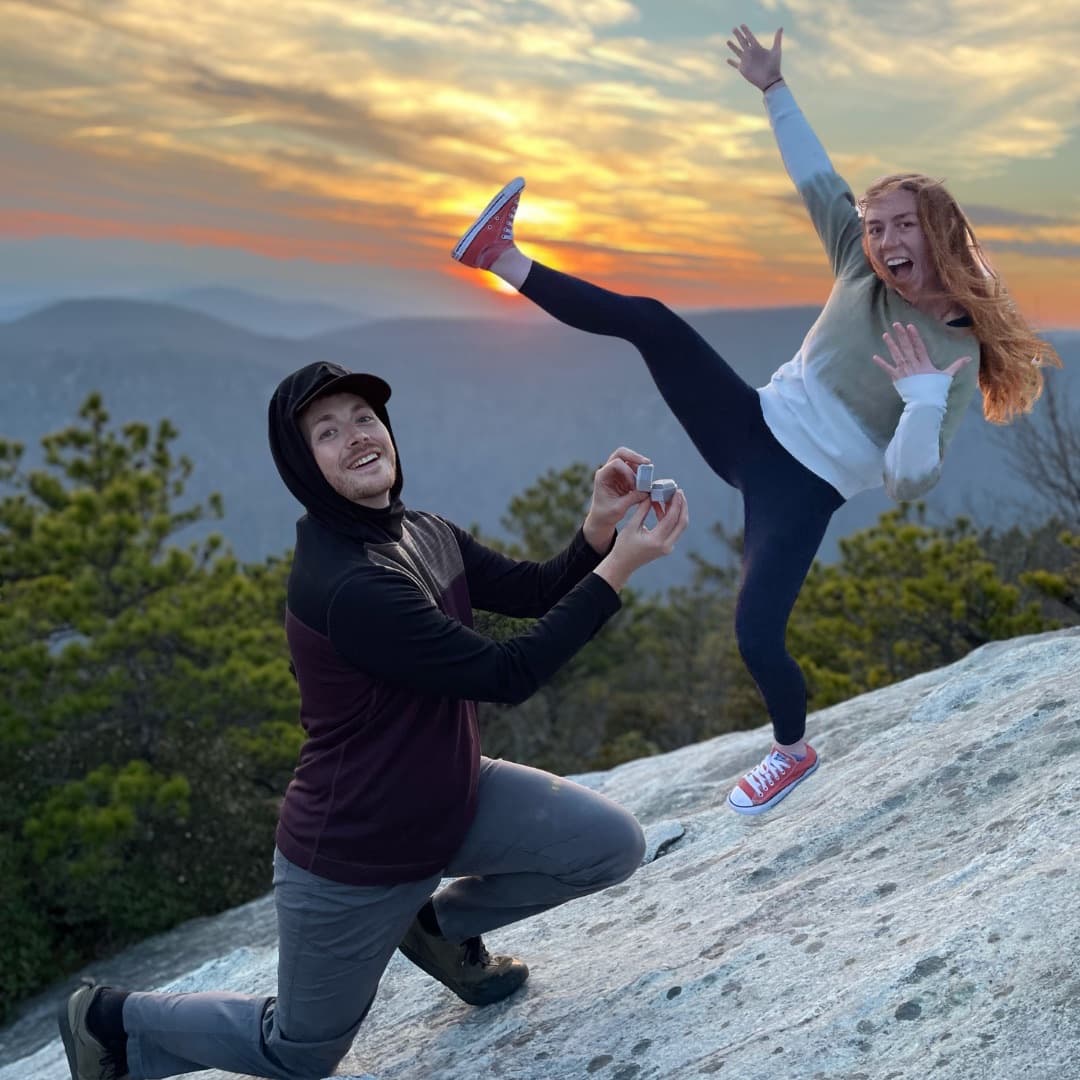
[3,628,1079,1080]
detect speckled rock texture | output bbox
[4,628,1078,1080]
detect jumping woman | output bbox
[450,24,1061,815]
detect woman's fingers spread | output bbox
[898,327,920,369]
[905,323,931,365]
[893,322,918,366]
[883,329,904,366]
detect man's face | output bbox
[299,391,397,508]
[863,188,941,304]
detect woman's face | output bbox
[863,188,942,304]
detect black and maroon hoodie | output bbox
[267,362,620,885]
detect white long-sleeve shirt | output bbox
[756,84,980,501]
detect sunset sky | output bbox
[3,0,1079,326]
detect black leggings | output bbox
[520,263,845,744]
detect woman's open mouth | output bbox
[886,257,913,282]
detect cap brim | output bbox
[293,372,392,416]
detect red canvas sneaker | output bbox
[727,743,819,815]
[452,177,525,269]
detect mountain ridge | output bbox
[3,299,1076,590]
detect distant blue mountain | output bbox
[162,286,370,338]
[0,299,48,323]
[0,288,369,339]
[3,298,1076,591]
[4,297,287,349]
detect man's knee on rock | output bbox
[600,814,647,887]
[276,1033,355,1080]
[289,1051,349,1080]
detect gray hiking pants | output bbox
[122,757,645,1079]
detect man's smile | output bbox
[346,451,380,471]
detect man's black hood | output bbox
[269,361,405,541]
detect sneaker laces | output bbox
[744,750,793,796]
[499,202,518,241]
[462,936,492,967]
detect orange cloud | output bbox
[0,210,384,263]
[0,0,1076,325]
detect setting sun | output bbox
[0,0,1076,327]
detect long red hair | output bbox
[858,173,1061,424]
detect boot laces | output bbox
[100,1060,124,1080]
[462,936,492,967]
[89,1045,124,1080]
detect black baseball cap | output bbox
[286,361,391,418]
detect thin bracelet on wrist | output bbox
[762,76,785,93]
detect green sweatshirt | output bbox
[757,83,981,500]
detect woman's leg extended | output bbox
[433,757,646,943]
[453,181,759,486]
[519,262,761,488]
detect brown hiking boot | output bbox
[398,918,529,1006]
[57,985,129,1080]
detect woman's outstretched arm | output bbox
[726,25,834,183]
[727,23,863,278]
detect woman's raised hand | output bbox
[872,323,974,382]
[726,24,783,91]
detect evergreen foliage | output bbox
[788,506,1055,705]
[0,397,298,1021]
[1019,531,1080,617]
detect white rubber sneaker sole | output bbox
[451,177,525,261]
[726,757,819,816]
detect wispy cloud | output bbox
[965,204,1066,228]
[2,0,1078,324]
[759,0,1080,172]
[990,240,1080,259]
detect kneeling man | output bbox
[60,361,689,1080]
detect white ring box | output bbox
[649,479,677,504]
[635,464,676,503]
